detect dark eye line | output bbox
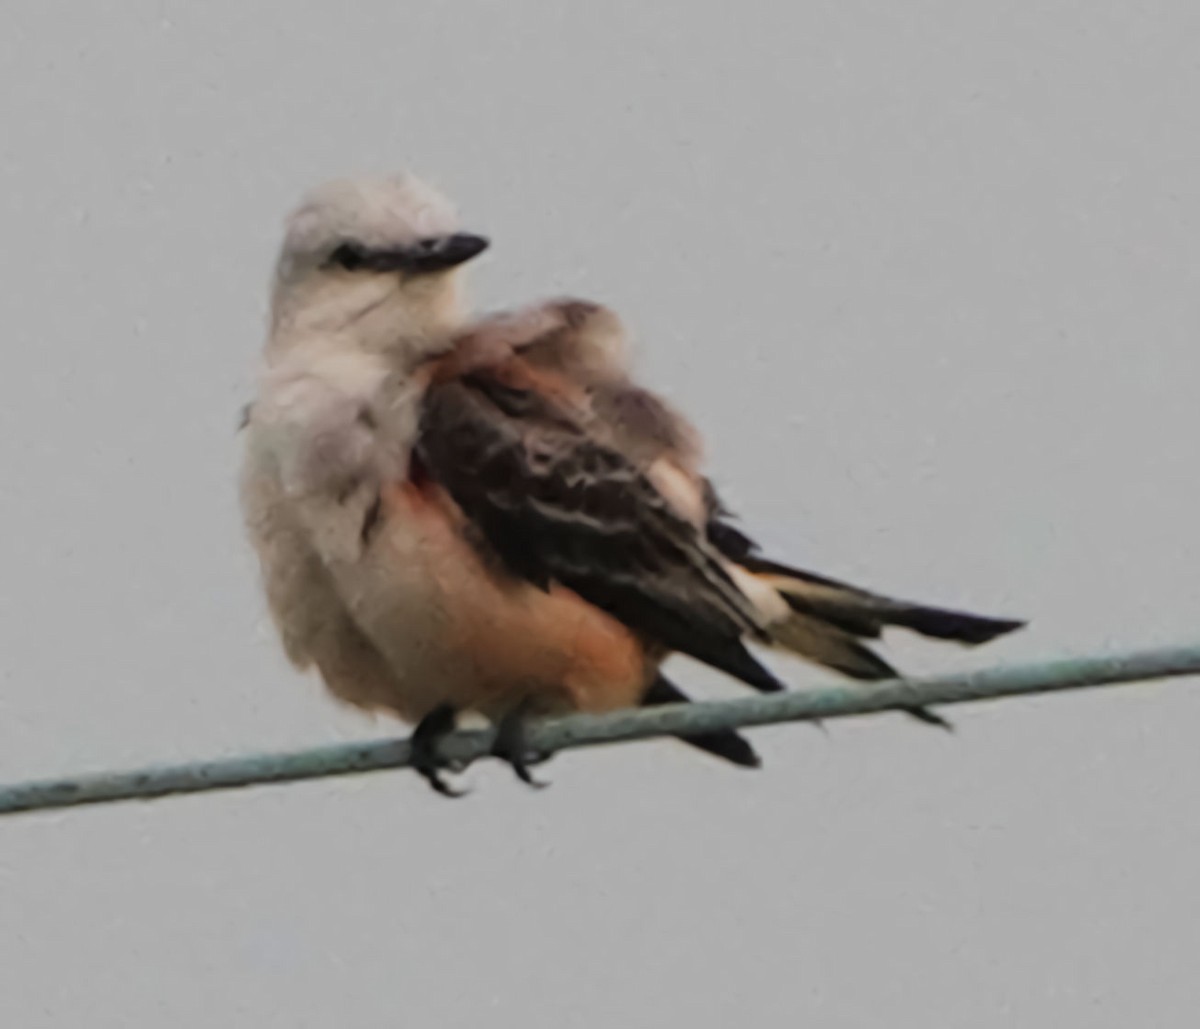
[327,243,369,271]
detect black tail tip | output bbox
[679,730,762,768]
[899,608,1026,646]
[643,674,763,768]
[903,705,955,731]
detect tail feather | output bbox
[769,608,950,730]
[740,554,1025,648]
[703,505,1023,731]
[771,612,898,680]
[885,606,1025,645]
[642,675,761,768]
[739,556,1023,732]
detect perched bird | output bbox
[240,173,1024,795]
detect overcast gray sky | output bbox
[3,3,1200,1026]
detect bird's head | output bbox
[269,173,488,358]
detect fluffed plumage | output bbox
[240,175,1024,794]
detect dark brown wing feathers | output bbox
[416,359,786,694]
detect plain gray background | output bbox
[2,3,1199,1026]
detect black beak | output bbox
[329,234,490,275]
[389,233,490,273]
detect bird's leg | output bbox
[491,699,552,789]
[409,703,468,797]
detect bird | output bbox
[239,173,746,789]
[240,172,1024,795]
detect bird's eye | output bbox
[328,243,368,271]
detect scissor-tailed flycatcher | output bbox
[240,174,1024,794]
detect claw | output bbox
[409,704,468,797]
[492,703,552,789]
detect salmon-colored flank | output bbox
[378,473,651,720]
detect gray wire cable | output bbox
[2,642,1197,817]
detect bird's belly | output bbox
[341,481,651,722]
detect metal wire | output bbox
[2,642,1197,817]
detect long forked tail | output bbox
[739,554,1025,728]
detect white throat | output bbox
[267,272,465,368]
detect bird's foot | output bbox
[491,704,552,789]
[410,704,468,797]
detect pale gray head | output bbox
[269,173,489,353]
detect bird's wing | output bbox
[415,355,785,693]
